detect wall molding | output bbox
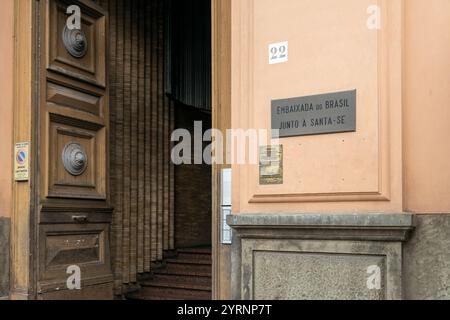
[232,0,404,206]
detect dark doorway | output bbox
[166,0,213,250]
[174,104,212,249]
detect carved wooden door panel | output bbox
[37,0,113,300]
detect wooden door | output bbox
[36,0,113,300]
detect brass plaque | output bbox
[259,145,283,185]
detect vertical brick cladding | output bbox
[99,0,175,294]
[99,0,212,295]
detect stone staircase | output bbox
[127,248,212,300]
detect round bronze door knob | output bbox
[62,26,88,58]
[62,143,88,176]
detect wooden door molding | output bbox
[11,0,113,300]
[10,0,38,300]
[46,0,107,87]
[37,0,113,300]
[212,0,232,300]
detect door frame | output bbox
[211,0,232,300]
[11,0,39,300]
[10,0,233,300]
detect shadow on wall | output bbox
[0,218,10,297]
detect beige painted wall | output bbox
[404,0,450,214]
[231,0,403,214]
[0,0,14,218]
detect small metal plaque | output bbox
[14,142,30,182]
[259,145,283,185]
[272,90,356,138]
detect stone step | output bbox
[128,286,211,301]
[177,252,212,263]
[141,276,211,291]
[128,248,213,301]
[163,250,178,260]
[156,261,212,277]
[166,257,211,265]
[151,274,212,287]
[177,247,212,255]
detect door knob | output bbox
[62,142,88,176]
[63,25,88,58]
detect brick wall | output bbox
[174,103,212,248]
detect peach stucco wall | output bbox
[231,0,403,214]
[0,0,14,218]
[404,0,450,214]
[0,0,448,218]
[231,0,449,215]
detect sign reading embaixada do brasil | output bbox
[272,90,356,138]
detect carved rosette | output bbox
[62,143,88,176]
[62,26,88,58]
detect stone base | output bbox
[228,214,414,300]
[0,218,10,297]
[403,215,450,300]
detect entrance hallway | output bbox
[99,0,213,298]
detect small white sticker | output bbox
[269,41,288,65]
